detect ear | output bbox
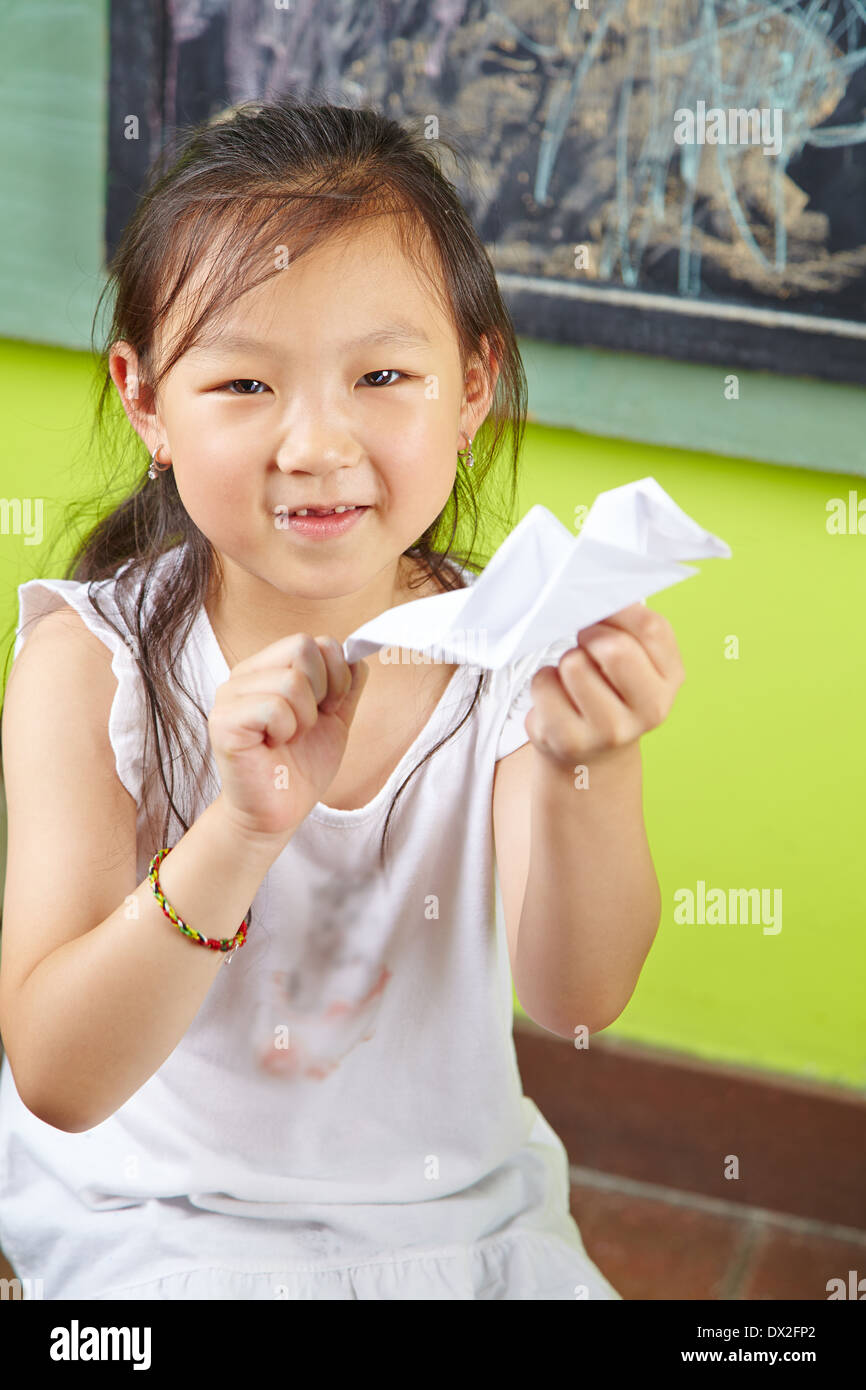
[108,341,163,458]
[460,332,501,444]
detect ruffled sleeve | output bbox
[494,635,577,761]
[13,576,148,808]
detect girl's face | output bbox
[113,218,496,605]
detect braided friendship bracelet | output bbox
[148,847,250,964]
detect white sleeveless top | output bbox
[0,547,621,1300]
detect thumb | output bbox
[336,659,370,726]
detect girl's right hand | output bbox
[207,634,369,840]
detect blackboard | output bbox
[107,0,866,384]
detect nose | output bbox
[272,408,362,478]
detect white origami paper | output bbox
[342,476,731,669]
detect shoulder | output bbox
[10,600,116,684]
[4,568,142,747]
[11,549,181,667]
[4,604,119,746]
[1,602,130,893]
[20,600,114,650]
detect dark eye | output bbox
[224,379,267,394]
[361,370,406,387]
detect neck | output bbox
[204,551,432,671]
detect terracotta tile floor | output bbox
[569,1169,866,1300]
[507,1020,866,1301]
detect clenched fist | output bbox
[208,633,369,840]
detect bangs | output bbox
[144,186,456,392]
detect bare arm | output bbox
[495,605,683,1038]
[0,607,295,1133]
[11,794,293,1132]
[494,741,661,1038]
[515,744,661,1037]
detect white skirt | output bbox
[99,1224,622,1300]
[1,1102,622,1301]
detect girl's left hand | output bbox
[524,603,686,768]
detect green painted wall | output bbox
[511,425,865,1092]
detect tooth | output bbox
[292,506,357,516]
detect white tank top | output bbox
[0,547,620,1299]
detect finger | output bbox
[526,664,592,760]
[215,665,320,722]
[574,626,668,712]
[249,668,321,745]
[335,659,370,726]
[209,683,302,755]
[580,604,683,683]
[313,636,353,714]
[253,689,300,750]
[230,632,330,702]
[219,666,321,737]
[554,647,641,741]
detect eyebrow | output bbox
[185,322,432,358]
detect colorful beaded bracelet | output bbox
[148,847,250,965]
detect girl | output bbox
[0,96,683,1300]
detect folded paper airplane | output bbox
[342,476,731,669]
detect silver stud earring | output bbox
[459,434,474,468]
